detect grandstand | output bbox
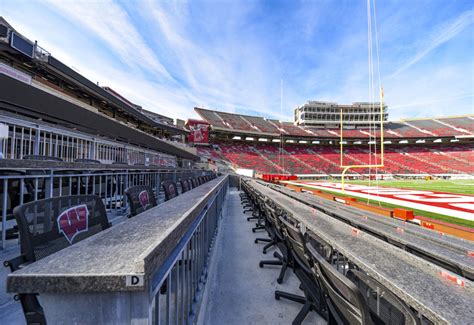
[194,107,474,177]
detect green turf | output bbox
[330,179,474,195]
[295,183,474,229]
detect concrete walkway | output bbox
[199,189,326,325]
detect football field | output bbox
[327,179,474,195]
[283,179,474,228]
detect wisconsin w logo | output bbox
[57,205,89,244]
[138,190,150,210]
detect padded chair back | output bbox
[279,216,311,273]
[9,195,109,325]
[13,195,110,263]
[264,204,286,241]
[187,178,195,189]
[191,178,199,188]
[197,176,205,185]
[306,241,373,325]
[180,179,191,193]
[162,180,179,201]
[348,269,419,325]
[125,185,157,217]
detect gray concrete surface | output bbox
[199,189,326,325]
[0,243,23,324]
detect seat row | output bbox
[3,173,217,324]
[125,174,218,217]
[240,181,418,325]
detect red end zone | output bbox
[285,181,474,221]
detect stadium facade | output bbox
[294,101,388,126]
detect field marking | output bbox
[284,181,474,221]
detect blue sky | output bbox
[1,0,473,121]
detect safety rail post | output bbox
[1,179,7,250]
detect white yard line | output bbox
[283,181,474,221]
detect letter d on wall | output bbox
[126,274,144,287]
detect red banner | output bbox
[187,119,209,144]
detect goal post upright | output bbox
[340,87,385,192]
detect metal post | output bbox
[2,179,8,250]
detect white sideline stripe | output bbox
[283,181,474,221]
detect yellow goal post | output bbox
[340,87,385,192]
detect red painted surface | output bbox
[298,182,474,216]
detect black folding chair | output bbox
[306,240,373,325]
[4,195,110,325]
[125,185,158,217]
[191,178,199,188]
[257,203,290,284]
[275,217,326,324]
[179,179,191,193]
[348,269,419,324]
[162,180,179,201]
[197,176,205,185]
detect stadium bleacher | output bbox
[202,142,473,175]
[437,116,474,133]
[196,107,474,139]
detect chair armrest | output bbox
[4,254,30,272]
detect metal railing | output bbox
[0,113,177,166]
[0,168,213,249]
[149,178,228,324]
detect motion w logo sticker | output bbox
[138,190,150,210]
[57,205,89,244]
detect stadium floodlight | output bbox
[258,138,268,142]
[232,136,241,140]
[272,139,281,142]
[433,139,442,143]
[245,137,254,141]
[416,139,426,143]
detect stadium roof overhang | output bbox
[44,56,187,135]
[0,74,198,160]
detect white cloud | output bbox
[42,0,174,82]
[1,1,472,122]
[390,10,473,78]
